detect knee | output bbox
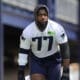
[30,73,46,80]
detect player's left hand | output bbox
[61,67,69,80]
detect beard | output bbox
[36,21,48,31]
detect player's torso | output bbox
[26,20,59,58]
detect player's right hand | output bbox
[18,66,25,80]
[18,74,25,80]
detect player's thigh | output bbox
[48,63,61,80]
[31,73,46,80]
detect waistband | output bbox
[30,51,61,61]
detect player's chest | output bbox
[30,28,56,44]
[30,30,56,51]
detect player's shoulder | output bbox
[22,21,35,37]
[24,21,35,31]
[48,19,64,31]
[48,19,63,28]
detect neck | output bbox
[36,21,48,31]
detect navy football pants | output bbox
[29,52,61,80]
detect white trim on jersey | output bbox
[18,53,28,66]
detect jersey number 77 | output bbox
[32,36,53,51]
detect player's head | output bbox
[34,4,49,31]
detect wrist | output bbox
[63,67,69,73]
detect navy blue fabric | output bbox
[29,52,61,80]
[19,48,30,54]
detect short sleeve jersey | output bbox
[20,19,68,58]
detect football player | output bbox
[18,4,70,80]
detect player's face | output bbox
[36,9,48,23]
